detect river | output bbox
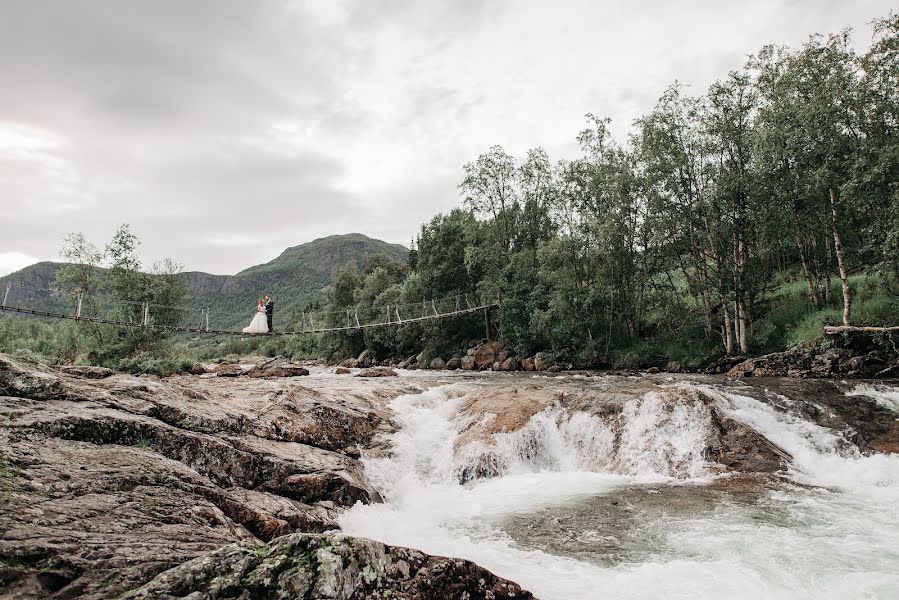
[339,372,899,599]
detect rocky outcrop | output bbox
[451,381,793,483]
[355,368,398,378]
[727,328,899,379]
[125,533,533,600]
[0,354,414,599]
[246,357,310,378]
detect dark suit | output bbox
[265,299,274,332]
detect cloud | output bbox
[0,0,893,275]
[0,252,43,277]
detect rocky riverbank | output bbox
[335,328,899,380]
[0,354,530,599]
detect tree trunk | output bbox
[796,234,819,305]
[829,188,851,325]
[722,302,734,355]
[825,236,832,303]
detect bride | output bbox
[242,298,269,333]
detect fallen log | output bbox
[824,326,899,335]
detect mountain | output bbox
[0,233,408,330]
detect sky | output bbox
[0,0,893,277]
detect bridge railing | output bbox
[1,281,497,336]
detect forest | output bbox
[320,15,898,369]
[1,14,897,373]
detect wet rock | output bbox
[429,357,446,370]
[452,382,792,484]
[446,357,462,370]
[705,355,747,375]
[546,365,561,373]
[521,356,536,371]
[645,367,660,374]
[357,350,372,368]
[461,356,476,370]
[125,533,533,600]
[664,361,683,373]
[340,358,359,369]
[396,355,419,369]
[0,352,415,599]
[246,357,310,378]
[356,368,398,377]
[335,367,351,375]
[0,354,66,399]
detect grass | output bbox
[765,272,897,349]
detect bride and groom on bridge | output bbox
[242,295,274,334]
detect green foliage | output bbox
[116,352,193,377]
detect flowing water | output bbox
[340,374,899,599]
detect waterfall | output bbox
[341,379,899,600]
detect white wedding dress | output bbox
[243,306,269,333]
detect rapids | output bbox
[340,374,899,599]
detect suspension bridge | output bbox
[0,281,498,337]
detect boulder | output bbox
[546,365,561,373]
[492,361,501,371]
[247,357,310,378]
[521,356,536,371]
[474,341,504,369]
[357,350,372,368]
[188,363,208,376]
[496,349,515,365]
[355,368,398,378]
[461,356,476,370]
[446,358,462,370]
[125,533,533,600]
[664,361,683,373]
[340,358,359,369]
[645,366,660,374]
[213,363,243,377]
[466,347,477,356]
[499,357,519,371]
[429,357,446,370]
[534,352,554,371]
[335,367,351,375]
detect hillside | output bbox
[0,234,408,330]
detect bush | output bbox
[117,353,193,377]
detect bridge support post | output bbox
[75,293,83,319]
[431,299,439,317]
[142,302,149,327]
[354,309,360,329]
[2,283,9,309]
[204,309,209,331]
[484,307,491,341]
[395,306,402,323]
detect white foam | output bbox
[341,381,899,599]
[847,383,899,413]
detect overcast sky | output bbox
[0,0,893,276]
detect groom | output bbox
[264,294,274,332]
